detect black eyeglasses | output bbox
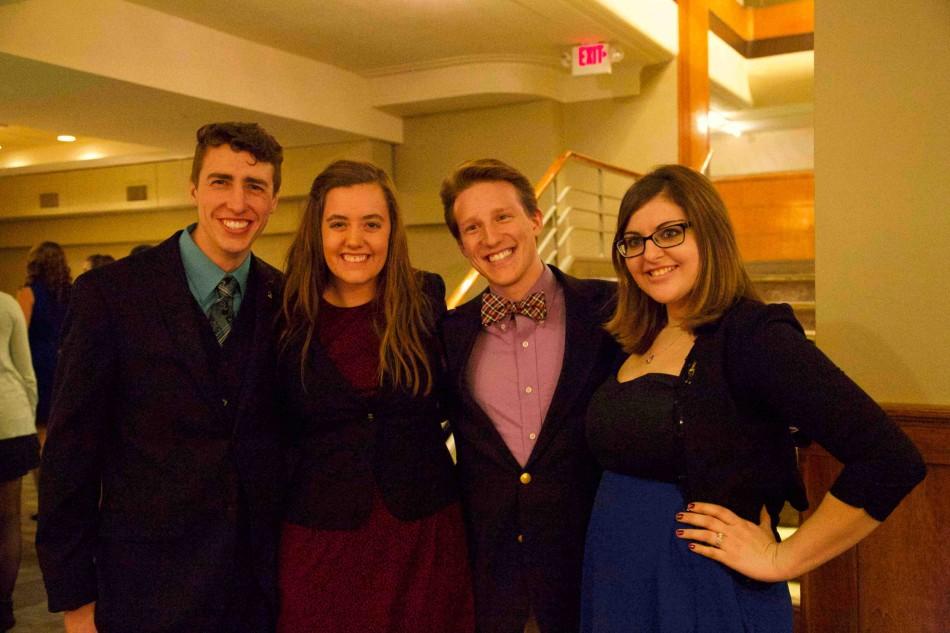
[614,222,691,258]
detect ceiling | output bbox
[0,0,812,175]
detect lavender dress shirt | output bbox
[466,266,566,467]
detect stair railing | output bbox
[446,151,641,308]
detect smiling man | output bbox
[37,123,285,633]
[440,159,618,633]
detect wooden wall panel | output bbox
[714,171,814,262]
[798,405,950,633]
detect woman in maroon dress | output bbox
[277,160,474,633]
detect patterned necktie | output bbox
[208,276,238,345]
[480,291,547,328]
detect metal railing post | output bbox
[597,168,606,258]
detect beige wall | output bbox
[815,0,950,404]
[562,61,678,173]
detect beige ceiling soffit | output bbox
[0,0,402,143]
[567,0,678,63]
[707,0,814,59]
[709,34,753,106]
[370,59,643,116]
[0,137,173,176]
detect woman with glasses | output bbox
[580,164,924,632]
[276,160,473,633]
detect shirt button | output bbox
[500,323,507,331]
[524,386,533,394]
[529,432,537,440]
[522,341,529,348]
[520,472,532,485]
[517,534,525,543]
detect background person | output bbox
[81,254,115,273]
[581,164,925,632]
[277,160,473,633]
[0,291,39,632]
[16,241,71,447]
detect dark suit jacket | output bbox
[36,233,285,633]
[442,266,616,633]
[280,272,459,529]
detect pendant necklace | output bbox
[644,326,688,364]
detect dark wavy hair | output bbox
[606,164,759,354]
[281,160,436,396]
[25,241,72,304]
[190,122,284,193]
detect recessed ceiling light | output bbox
[57,134,77,142]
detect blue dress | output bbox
[27,281,68,425]
[581,373,791,633]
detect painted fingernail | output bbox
[688,543,696,550]
[687,503,695,510]
[676,529,684,536]
[675,513,684,520]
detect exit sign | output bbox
[572,43,611,76]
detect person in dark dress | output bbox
[581,164,926,633]
[277,160,474,633]
[17,241,72,434]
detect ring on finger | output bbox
[715,531,724,548]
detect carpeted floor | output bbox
[10,475,63,632]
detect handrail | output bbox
[446,151,642,309]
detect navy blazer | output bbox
[279,271,459,529]
[442,266,617,633]
[37,233,285,633]
[676,299,925,524]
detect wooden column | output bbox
[677,0,710,169]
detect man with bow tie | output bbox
[37,123,285,633]
[440,159,617,633]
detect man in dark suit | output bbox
[37,122,285,633]
[440,159,617,633]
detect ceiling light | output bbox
[57,134,77,142]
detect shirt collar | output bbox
[487,263,556,302]
[178,224,251,300]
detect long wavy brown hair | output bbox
[606,164,759,354]
[281,160,436,395]
[25,241,72,304]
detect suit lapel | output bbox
[146,234,224,422]
[446,294,523,470]
[528,269,604,464]
[231,257,280,437]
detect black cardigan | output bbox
[279,272,458,529]
[672,299,924,526]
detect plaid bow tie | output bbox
[481,291,547,328]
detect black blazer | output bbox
[37,234,285,633]
[674,299,925,525]
[442,266,617,633]
[279,271,458,530]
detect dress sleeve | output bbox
[36,273,116,611]
[8,295,38,412]
[735,303,925,521]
